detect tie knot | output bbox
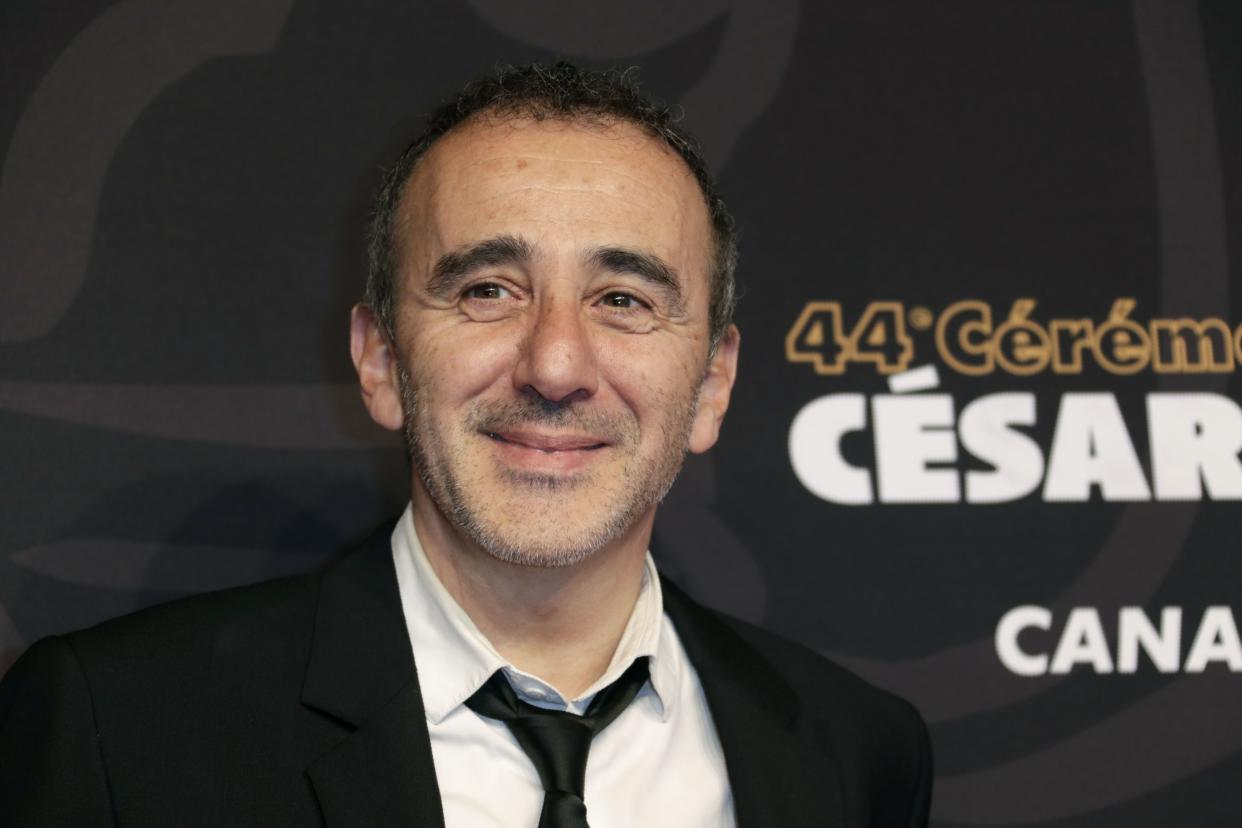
[465,659,651,827]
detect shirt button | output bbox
[526,688,547,700]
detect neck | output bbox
[411,496,652,699]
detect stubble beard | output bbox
[396,362,698,568]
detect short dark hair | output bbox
[365,62,738,348]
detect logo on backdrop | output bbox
[786,298,1242,377]
[785,299,1242,677]
[785,298,1242,506]
[994,605,1242,676]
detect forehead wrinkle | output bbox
[419,116,700,202]
[440,129,698,193]
[466,154,690,191]
[463,185,682,208]
[444,115,686,163]
[447,166,689,213]
[422,123,702,219]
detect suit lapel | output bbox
[300,527,445,828]
[294,528,846,827]
[662,578,846,828]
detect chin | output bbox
[481,542,601,569]
[462,503,641,569]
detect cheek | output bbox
[405,320,520,400]
[599,334,704,424]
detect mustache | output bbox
[467,399,634,444]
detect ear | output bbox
[688,325,740,454]
[350,304,404,432]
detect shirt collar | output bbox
[390,504,681,724]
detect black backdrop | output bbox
[3,2,1241,825]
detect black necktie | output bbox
[465,658,651,828]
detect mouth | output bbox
[484,430,609,453]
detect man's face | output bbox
[361,116,738,567]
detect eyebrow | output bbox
[427,235,535,298]
[585,246,685,315]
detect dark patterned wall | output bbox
[3,1,1240,824]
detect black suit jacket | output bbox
[0,527,932,826]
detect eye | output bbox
[464,282,511,301]
[600,292,647,310]
[457,280,522,322]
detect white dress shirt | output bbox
[390,505,735,828]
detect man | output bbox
[0,63,931,826]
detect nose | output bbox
[512,297,600,404]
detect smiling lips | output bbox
[485,430,608,452]
[484,429,611,475]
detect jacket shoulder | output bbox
[0,569,335,825]
[718,610,921,721]
[704,606,934,826]
[67,569,322,671]
[6,570,328,744]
